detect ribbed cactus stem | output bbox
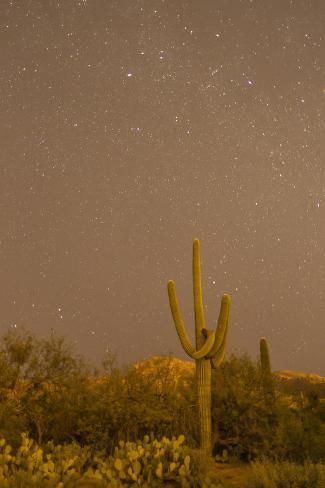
[260,337,275,403]
[260,337,271,375]
[193,239,206,348]
[167,239,231,455]
[197,358,211,453]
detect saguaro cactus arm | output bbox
[192,330,216,359]
[168,243,231,363]
[168,281,217,360]
[210,319,228,368]
[167,280,196,357]
[207,294,231,358]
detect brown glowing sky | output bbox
[1,0,324,374]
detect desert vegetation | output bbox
[0,328,324,486]
[0,240,324,486]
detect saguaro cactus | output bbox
[260,337,275,404]
[167,239,231,455]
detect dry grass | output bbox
[209,462,252,487]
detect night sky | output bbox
[1,0,324,374]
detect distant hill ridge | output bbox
[134,355,325,384]
[275,369,325,384]
[134,355,194,377]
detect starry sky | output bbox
[1,0,324,374]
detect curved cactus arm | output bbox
[167,280,196,358]
[210,320,229,369]
[207,294,231,358]
[192,330,216,359]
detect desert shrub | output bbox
[212,354,325,463]
[248,459,325,488]
[73,358,198,453]
[119,358,197,445]
[212,354,281,461]
[0,330,323,464]
[275,388,325,462]
[0,331,198,453]
[0,329,90,447]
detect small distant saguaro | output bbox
[167,239,231,455]
[260,337,275,404]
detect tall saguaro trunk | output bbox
[197,358,212,453]
[167,239,231,455]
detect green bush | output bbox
[212,354,281,461]
[0,330,324,465]
[212,354,325,462]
